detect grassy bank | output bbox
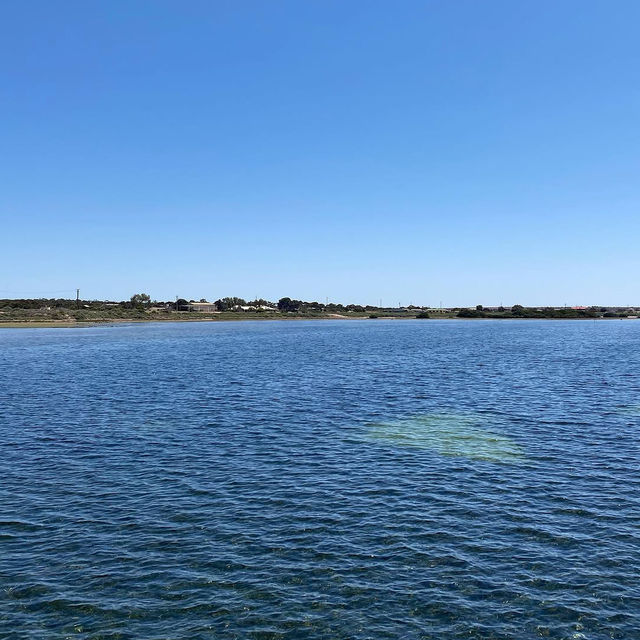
[0,310,424,327]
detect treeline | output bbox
[0,298,117,309]
[275,297,373,313]
[0,297,158,310]
[0,298,84,309]
[1,298,636,319]
[0,296,376,314]
[457,305,631,319]
[184,296,384,313]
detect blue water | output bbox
[1,319,639,639]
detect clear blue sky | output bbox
[2,1,639,306]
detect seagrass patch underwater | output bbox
[366,412,524,463]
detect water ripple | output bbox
[1,320,640,638]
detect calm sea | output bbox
[1,320,639,639]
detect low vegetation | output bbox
[0,295,636,325]
[456,304,633,319]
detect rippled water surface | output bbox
[2,319,640,639]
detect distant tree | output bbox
[325,303,345,312]
[476,305,484,311]
[215,297,247,311]
[511,304,525,316]
[130,293,151,309]
[277,297,300,312]
[199,298,207,303]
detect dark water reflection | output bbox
[1,320,639,639]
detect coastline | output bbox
[0,315,383,328]
[0,315,630,329]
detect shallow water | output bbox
[367,413,524,462]
[1,319,639,639]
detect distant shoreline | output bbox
[0,316,374,328]
[0,315,365,328]
[0,315,634,329]
[4,298,636,325]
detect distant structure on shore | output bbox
[177,300,277,313]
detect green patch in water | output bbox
[367,413,524,463]
[616,404,640,415]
